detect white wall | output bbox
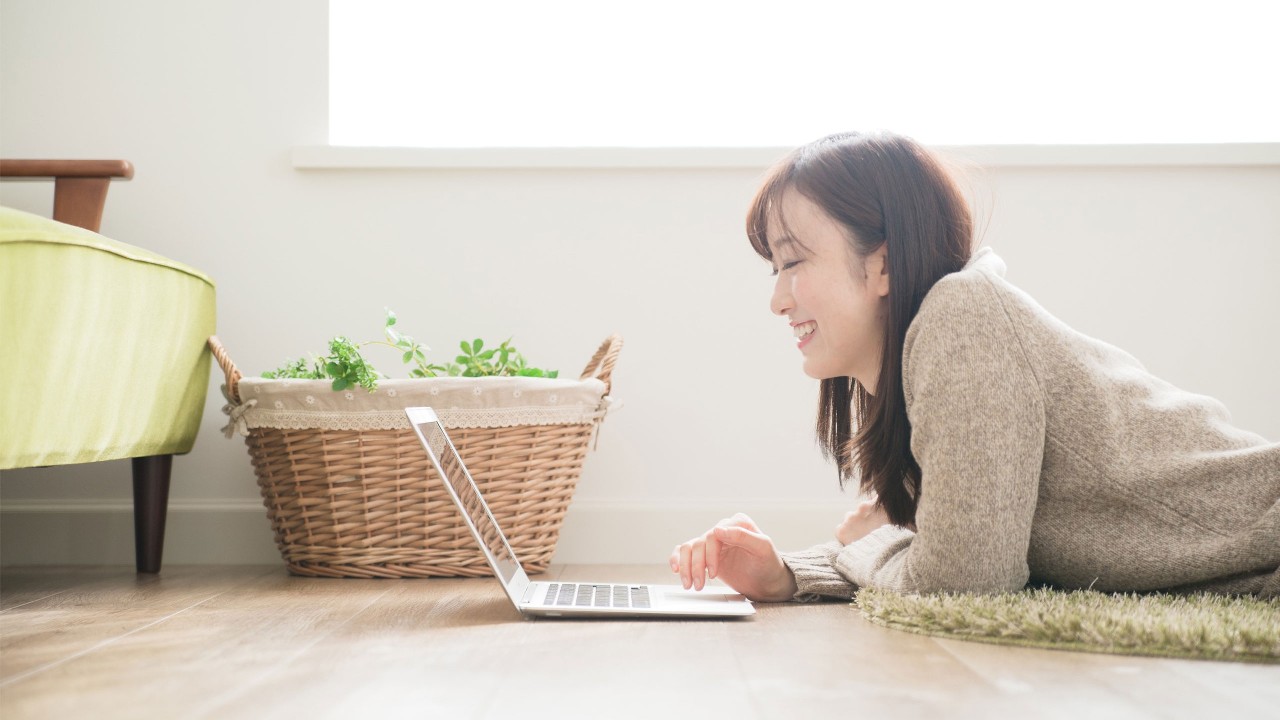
[2,0,1277,567]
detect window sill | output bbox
[292,143,1280,170]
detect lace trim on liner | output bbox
[235,403,611,433]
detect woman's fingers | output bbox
[670,515,770,590]
[728,513,760,533]
[704,528,721,580]
[835,511,856,544]
[677,542,693,589]
[690,540,707,591]
[671,538,711,590]
[713,525,769,556]
[836,499,894,545]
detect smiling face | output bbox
[768,189,890,392]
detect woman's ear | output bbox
[869,244,890,297]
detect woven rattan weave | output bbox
[210,335,621,578]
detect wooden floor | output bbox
[2,565,1277,719]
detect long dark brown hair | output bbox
[747,131,973,527]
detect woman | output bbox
[670,131,1279,601]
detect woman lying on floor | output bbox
[670,131,1279,600]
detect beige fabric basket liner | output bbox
[224,376,612,435]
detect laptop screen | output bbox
[413,415,521,586]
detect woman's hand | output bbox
[669,513,798,602]
[835,499,892,545]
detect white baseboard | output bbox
[0,498,845,567]
[0,499,279,566]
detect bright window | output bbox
[330,0,1280,147]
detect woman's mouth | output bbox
[793,321,816,350]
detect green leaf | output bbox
[259,317,560,387]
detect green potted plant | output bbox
[261,310,559,391]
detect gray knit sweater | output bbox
[781,248,1280,599]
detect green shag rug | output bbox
[854,587,1280,664]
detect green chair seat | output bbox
[0,205,216,470]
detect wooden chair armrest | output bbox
[0,159,134,180]
[0,159,134,232]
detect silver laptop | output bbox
[405,406,755,619]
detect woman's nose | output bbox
[770,274,791,317]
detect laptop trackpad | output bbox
[660,587,746,605]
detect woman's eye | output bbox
[771,260,801,277]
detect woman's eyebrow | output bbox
[768,237,796,274]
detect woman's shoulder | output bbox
[902,247,1059,394]
[909,247,1021,339]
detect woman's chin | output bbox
[801,358,857,383]
[800,359,835,381]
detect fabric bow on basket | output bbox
[220,383,256,438]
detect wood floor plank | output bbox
[2,567,396,718]
[209,564,755,719]
[193,575,510,719]
[933,636,1186,718]
[0,566,124,611]
[0,565,273,684]
[1163,656,1280,712]
[731,601,989,716]
[1,564,1275,720]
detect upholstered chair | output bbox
[0,159,216,573]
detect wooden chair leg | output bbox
[132,455,172,574]
[53,176,112,232]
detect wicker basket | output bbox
[209,334,622,578]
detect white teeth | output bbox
[793,323,816,339]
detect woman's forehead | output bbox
[765,190,804,246]
[769,191,840,249]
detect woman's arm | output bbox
[834,274,1047,593]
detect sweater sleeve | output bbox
[779,541,857,600]
[832,273,1048,594]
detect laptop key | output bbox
[556,584,576,606]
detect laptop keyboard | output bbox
[543,583,651,609]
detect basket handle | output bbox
[208,335,243,404]
[578,334,623,394]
